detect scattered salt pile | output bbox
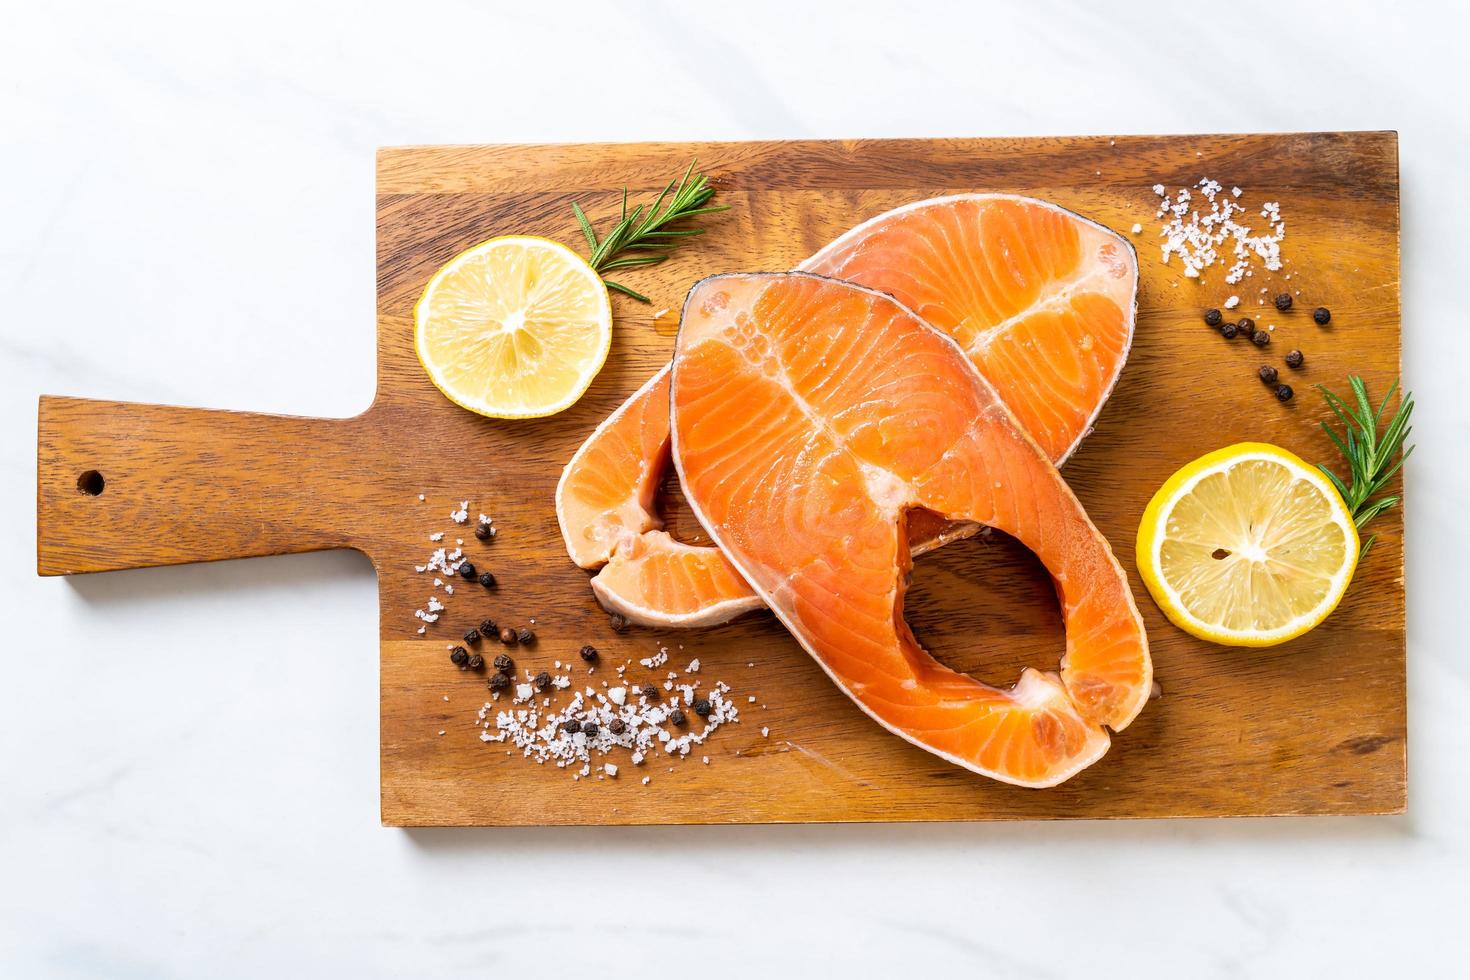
[1153,180,1285,284]
[410,496,495,634]
[476,657,742,782]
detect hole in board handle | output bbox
[77,470,105,496]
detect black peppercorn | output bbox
[466,653,484,670]
[669,708,687,726]
[463,628,480,645]
[1237,318,1256,338]
[478,619,497,637]
[1204,308,1223,327]
[581,721,599,736]
[1251,329,1270,348]
[493,653,514,672]
[474,521,493,541]
[1220,322,1238,339]
[449,647,469,667]
[533,670,551,690]
[478,571,496,588]
[608,613,630,633]
[458,562,477,580]
[1258,365,1279,386]
[516,627,536,645]
[1313,307,1331,326]
[499,626,518,645]
[580,644,599,662]
[692,698,712,718]
[609,718,626,735]
[642,683,660,700]
[1275,384,1295,402]
[1274,293,1292,311]
[1284,349,1304,369]
[488,672,510,691]
[562,718,581,734]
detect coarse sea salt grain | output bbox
[1224,295,1240,309]
[1153,179,1285,284]
[1130,223,1143,234]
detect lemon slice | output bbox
[1136,442,1359,647]
[414,236,612,419]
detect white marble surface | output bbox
[2,0,1467,975]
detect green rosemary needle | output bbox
[570,159,727,303]
[1315,375,1414,561]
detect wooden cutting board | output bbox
[37,133,1405,824]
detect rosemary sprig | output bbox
[1315,375,1414,561]
[570,159,727,303]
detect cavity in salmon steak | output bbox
[556,195,1137,629]
[671,273,1150,787]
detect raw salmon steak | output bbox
[671,273,1150,786]
[557,195,1136,627]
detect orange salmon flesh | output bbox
[670,273,1151,787]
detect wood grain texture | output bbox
[38,133,1405,824]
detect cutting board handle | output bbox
[37,396,373,575]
